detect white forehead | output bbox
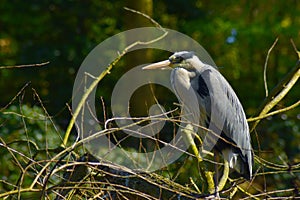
[171,51,195,60]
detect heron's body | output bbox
[143,51,253,180]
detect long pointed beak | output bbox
[142,60,171,70]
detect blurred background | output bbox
[0,0,299,198]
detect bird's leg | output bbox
[212,151,230,197]
[182,124,202,163]
[214,149,220,197]
[182,124,215,194]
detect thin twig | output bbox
[0,188,41,198]
[124,7,165,32]
[263,38,278,97]
[290,38,300,60]
[0,82,31,112]
[32,88,63,139]
[228,177,259,200]
[0,61,49,69]
[241,188,296,199]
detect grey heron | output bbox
[142,51,253,181]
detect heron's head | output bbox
[142,51,202,71]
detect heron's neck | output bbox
[190,57,205,71]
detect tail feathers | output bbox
[222,149,252,180]
[238,158,252,180]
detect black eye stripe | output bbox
[169,56,183,64]
[175,56,183,62]
[169,51,195,64]
[178,56,184,61]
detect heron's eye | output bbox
[169,56,183,64]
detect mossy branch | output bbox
[62,11,168,147]
[250,41,300,132]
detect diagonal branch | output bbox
[250,43,300,132]
[247,100,300,122]
[62,9,168,147]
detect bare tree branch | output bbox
[0,61,49,69]
[250,44,300,132]
[247,100,300,122]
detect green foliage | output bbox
[0,104,62,193]
[0,104,61,147]
[0,0,123,122]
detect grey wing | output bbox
[195,67,253,179]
